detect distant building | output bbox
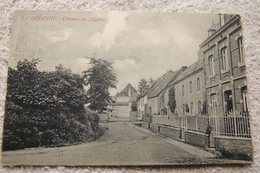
[108,83,137,118]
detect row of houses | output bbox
[136,14,251,160]
[107,14,251,160]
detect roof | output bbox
[122,83,137,93]
[116,83,137,97]
[172,59,203,85]
[200,15,240,48]
[147,66,187,99]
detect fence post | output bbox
[195,116,198,131]
[234,116,237,137]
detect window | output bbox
[210,94,217,116]
[208,55,214,76]
[198,101,201,114]
[190,81,193,94]
[238,37,244,64]
[197,78,200,91]
[182,85,185,97]
[241,86,248,112]
[190,102,193,115]
[224,90,233,114]
[183,104,186,115]
[221,47,229,71]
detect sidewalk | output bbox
[125,122,217,158]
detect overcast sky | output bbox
[10,11,219,96]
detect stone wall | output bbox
[142,122,150,129]
[185,130,207,148]
[159,126,181,140]
[150,123,160,133]
[215,136,253,161]
[129,111,138,122]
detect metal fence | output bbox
[209,112,251,138]
[152,115,207,133]
[152,112,251,138]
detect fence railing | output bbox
[209,112,251,138]
[152,112,251,138]
[152,114,207,133]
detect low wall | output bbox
[215,136,253,161]
[142,122,150,129]
[150,123,160,133]
[159,125,181,140]
[185,130,207,148]
[129,111,138,122]
[98,113,109,123]
[143,115,152,123]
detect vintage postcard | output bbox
[2,10,252,166]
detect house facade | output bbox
[200,14,250,147]
[145,14,252,160]
[147,67,187,116]
[171,60,205,117]
[137,95,147,120]
[151,60,206,144]
[108,83,137,118]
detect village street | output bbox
[2,118,242,166]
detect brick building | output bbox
[200,14,250,148]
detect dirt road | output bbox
[2,121,242,166]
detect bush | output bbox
[2,59,104,151]
[168,87,176,114]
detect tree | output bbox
[3,59,103,151]
[138,78,149,95]
[131,100,137,111]
[168,87,176,114]
[82,58,117,112]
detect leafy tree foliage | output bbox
[82,58,117,112]
[138,78,149,95]
[167,87,176,114]
[131,100,137,111]
[3,59,104,151]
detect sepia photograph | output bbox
[2,10,252,166]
